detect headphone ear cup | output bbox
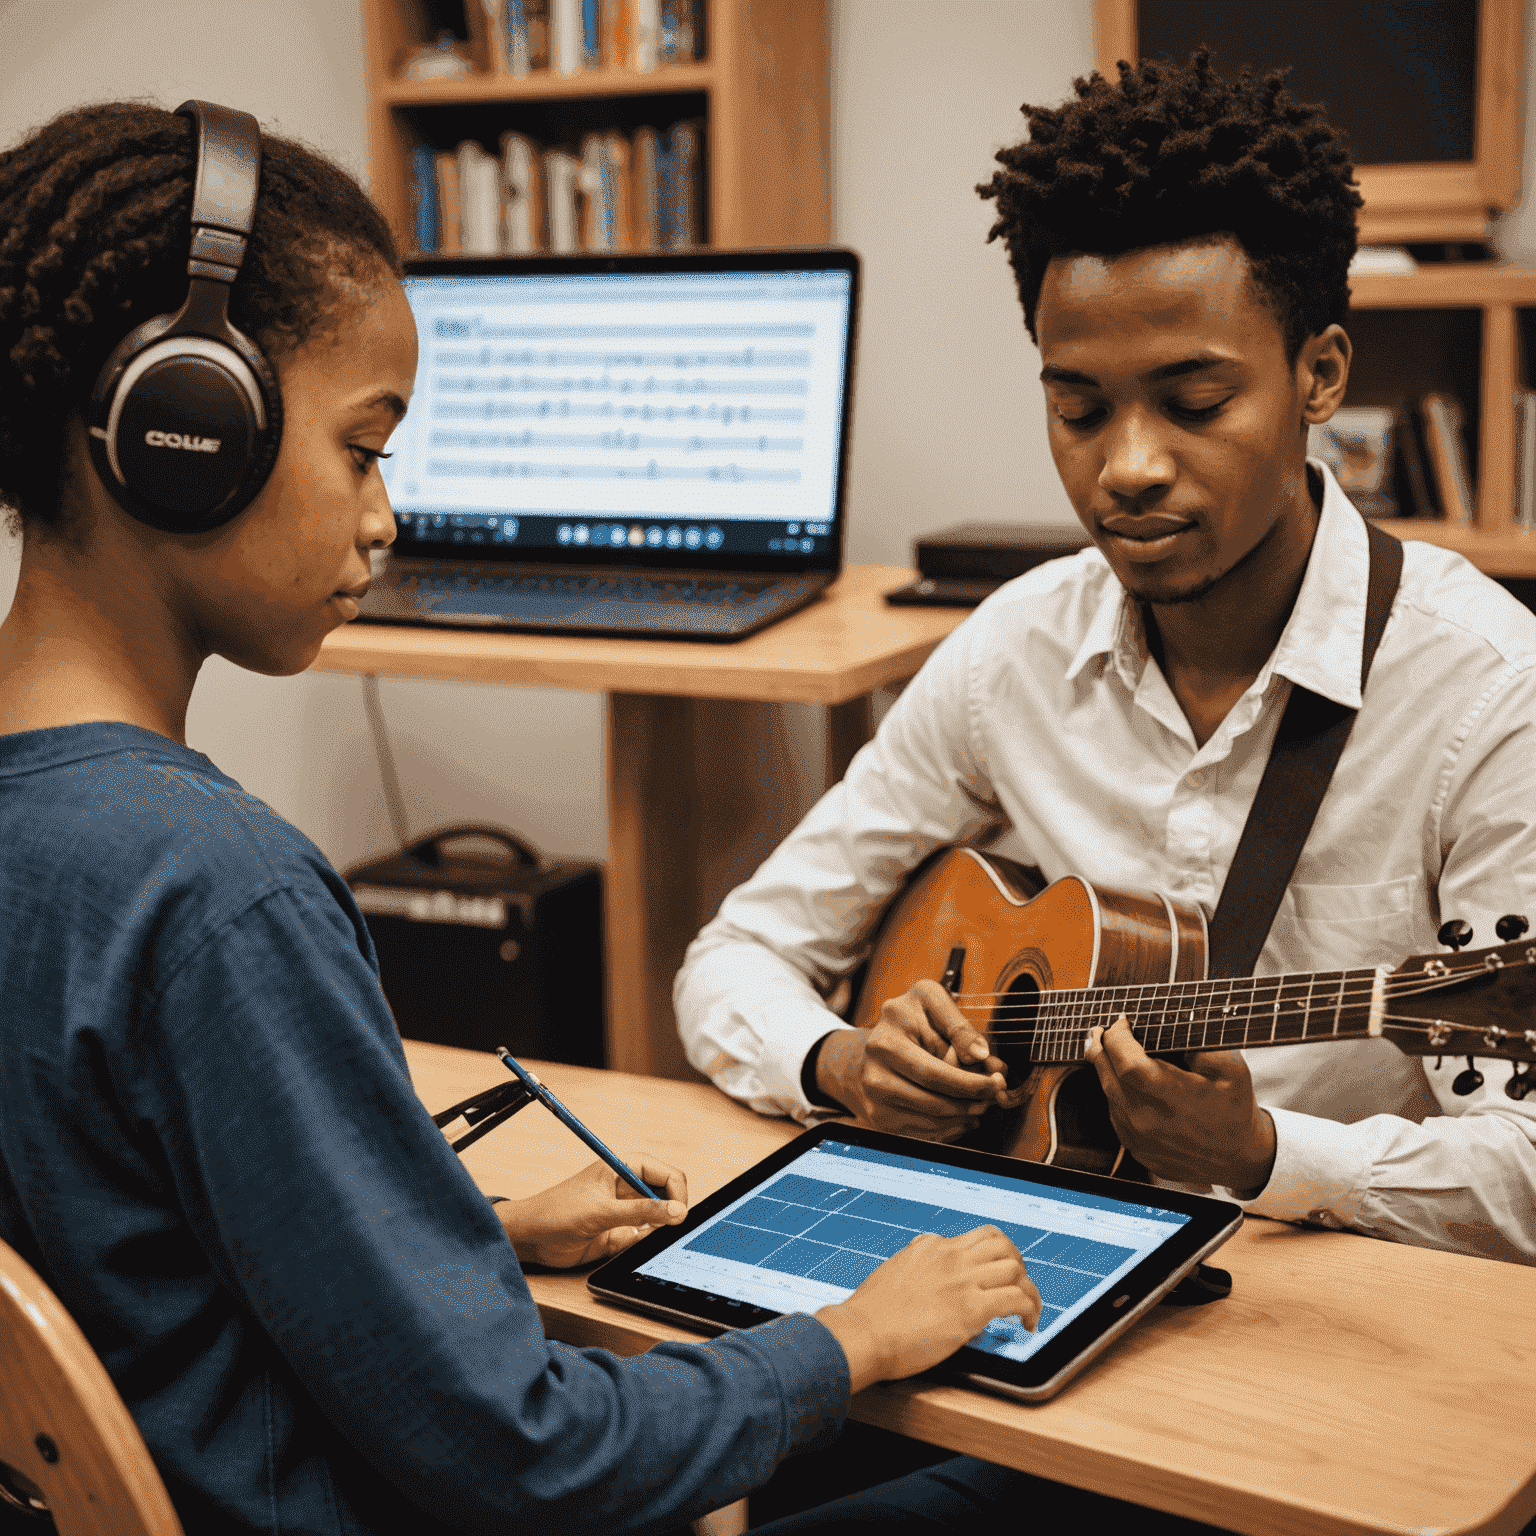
[89,322,282,534]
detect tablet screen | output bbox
[633,1136,1192,1362]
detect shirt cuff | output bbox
[758,1009,857,1123]
[739,1312,850,1455]
[1220,1106,1373,1228]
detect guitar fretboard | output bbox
[1024,967,1384,1062]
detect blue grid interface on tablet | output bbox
[635,1143,1191,1362]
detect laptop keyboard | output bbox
[394,568,777,610]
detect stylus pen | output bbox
[496,1047,662,1200]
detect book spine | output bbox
[545,150,580,252]
[1422,392,1475,525]
[634,0,658,70]
[598,0,622,67]
[525,0,550,68]
[409,144,439,255]
[509,0,530,75]
[459,141,502,254]
[632,126,659,250]
[553,0,583,73]
[582,0,600,67]
[1518,391,1536,531]
[477,0,509,74]
[659,0,677,64]
[434,151,463,255]
[674,0,696,59]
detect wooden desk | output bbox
[313,568,963,1081]
[406,1039,1536,1536]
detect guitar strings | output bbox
[943,957,1522,1005]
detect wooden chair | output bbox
[0,1238,183,1535]
[0,1233,749,1536]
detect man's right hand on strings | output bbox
[815,979,1025,1141]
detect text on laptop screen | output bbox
[382,267,854,561]
[634,1140,1190,1363]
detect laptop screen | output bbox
[381,252,858,572]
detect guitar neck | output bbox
[1032,966,1387,1063]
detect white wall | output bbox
[3,0,1531,874]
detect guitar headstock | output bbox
[1387,918,1536,1085]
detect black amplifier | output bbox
[345,826,605,1066]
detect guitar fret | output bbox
[1018,964,1382,1067]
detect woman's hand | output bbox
[495,1158,688,1269]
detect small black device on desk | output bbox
[885,522,1091,608]
[345,826,605,1066]
[589,1122,1241,1404]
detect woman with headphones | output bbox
[0,102,1038,1535]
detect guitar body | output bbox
[851,849,1208,1174]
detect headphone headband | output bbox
[176,100,261,285]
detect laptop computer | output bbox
[357,249,859,642]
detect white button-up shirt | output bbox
[676,466,1536,1264]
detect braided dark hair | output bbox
[0,102,402,530]
[978,49,1363,360]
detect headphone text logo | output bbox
[144,430,221,453]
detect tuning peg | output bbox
[1496,914,1530,942]
[1438,920,1475,951]
[1506,1066,1535,1101]
[1452,1057,1485,1096]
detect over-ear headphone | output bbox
[88,100,283,533]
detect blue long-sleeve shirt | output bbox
[0,723,848,1535]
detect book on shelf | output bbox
[433,152,463,255]
[458,141,503,255]
[1517,390,1536,531]
[1394,403,1442,520]
[660,117,704,247]
[500,132,546,252]
[465,0,693,79]
[544,148,581,252]
[1420,392,1476,525]
[407,119,701,257]
[552,0,583,75]
[408,144,438,255]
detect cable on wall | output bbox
[362,673,411,849]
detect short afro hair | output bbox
[0,102,401,531]
[978,49,1363,361]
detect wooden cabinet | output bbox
[361,0,829,252]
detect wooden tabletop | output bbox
[311,565,964,704]
[404,1039,1536,1536]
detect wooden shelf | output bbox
[364,0,830,252]
[1350,263,1536,309]
[1375,520,1536,577]
[383,62,716,106]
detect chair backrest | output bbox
[0,1238,183,1535]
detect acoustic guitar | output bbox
[850,848,1536,1175]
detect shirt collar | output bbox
[1062,462,1372,709]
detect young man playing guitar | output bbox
[677,50,1536,1266]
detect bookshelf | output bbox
[1347,264,1536,568]
[362,0,829,253]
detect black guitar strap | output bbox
[1204,517,1403,979]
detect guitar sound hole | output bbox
[990,974,1039,1082]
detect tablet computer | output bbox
[588,1123,1242,1403]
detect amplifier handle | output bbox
[405,824,542,870]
